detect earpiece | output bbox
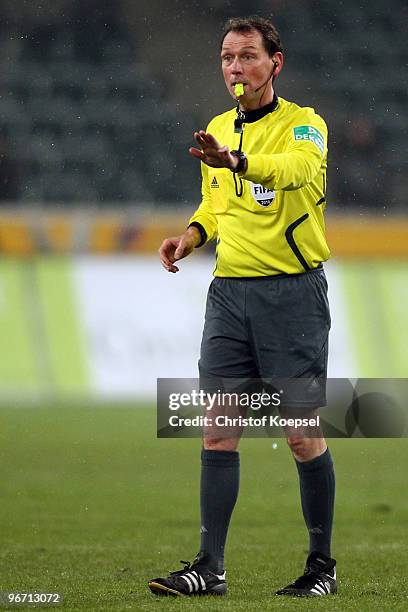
[253,59,279,93]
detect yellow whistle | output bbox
[234,83,245,97]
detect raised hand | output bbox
[189,131,238,170]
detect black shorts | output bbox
[198,267,331,408]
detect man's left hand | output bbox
[189,131,238,170]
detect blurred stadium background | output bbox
[0,0,406,403]
[0,2,407,608]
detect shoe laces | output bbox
[169,560,193,577]
[292,564,326,588]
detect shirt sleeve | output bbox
[243,113,328,191]
[188,161,218,243]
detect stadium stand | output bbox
[0,0,406,208]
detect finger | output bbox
[193,146,220,162]
[194,133,207,151]
[160,255,173,269]
[158,248,171,267]
[190,148,225,167]
[199,131,212,144]
[159,239,180,265]
[194,132,206,145]
[189,147,205,160]
[158,240,173,261]
[200,131,220,148]
[161,259,179,273]
[174,242,185,259]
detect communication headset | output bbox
[254,58,279,93]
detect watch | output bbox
[230,150,247,174]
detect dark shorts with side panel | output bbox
[199,267,330,409]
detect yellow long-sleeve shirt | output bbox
[189,96,330,276]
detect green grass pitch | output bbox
[0,405,407,610]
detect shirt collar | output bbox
[237,94,279,124]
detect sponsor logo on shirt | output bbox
[250,182,276,207]
[211,176,219,188]
[293,125,325,154]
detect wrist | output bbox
[230,150,247,174]
[187,223,207,248]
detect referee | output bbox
[149,16,336,598]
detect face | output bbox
[221,29,282,103]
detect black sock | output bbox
[295,447,335,558]
[198,449,239,573]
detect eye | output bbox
[222,55,233,63]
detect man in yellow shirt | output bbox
[149,16,336,598]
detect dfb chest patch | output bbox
[250,182,276,207]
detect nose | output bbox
[230,57,243,74]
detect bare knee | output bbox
[287,436,326,461]
[286,436,308,460]
[203,437,240,452]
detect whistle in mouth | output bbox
[234,83,245,97]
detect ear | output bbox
[272,52,284,76]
